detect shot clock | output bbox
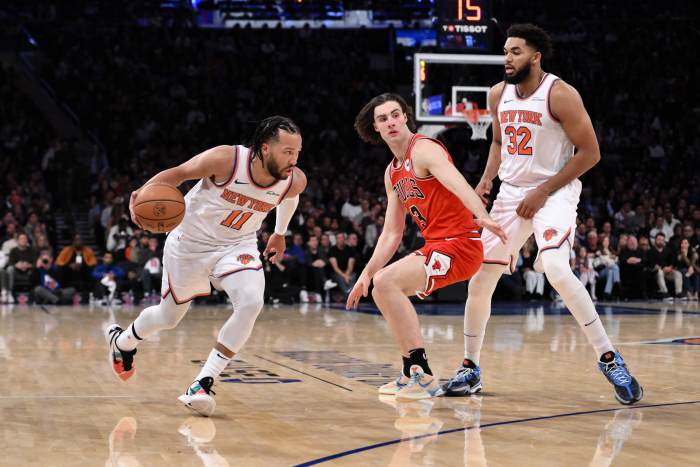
[437,0,493,51]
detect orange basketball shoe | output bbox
[105,324,137,382]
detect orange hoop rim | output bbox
[462,109,490,124]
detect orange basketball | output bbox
[133,182,186,233]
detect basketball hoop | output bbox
[463,109,492,140]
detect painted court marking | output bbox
[294,400,700,466]
[254,354,353,392]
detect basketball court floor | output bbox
[2,299,698,466]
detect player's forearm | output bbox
[538,149,600,195]
[144,167,188,188]
[456,185,491,219]
[435,170,490,220]
[274,195,299,235]
[481,142,502,182]
[360,231,402,279]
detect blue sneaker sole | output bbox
[614,381,644,405]
[443,381,482,397]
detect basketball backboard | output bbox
[413,53,504,124]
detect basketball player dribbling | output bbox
[347,93,507,400]
[105,116,306,416]
[441,24,643,404]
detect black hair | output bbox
[506,23,553,61]
[248,116,300,159]
[354,93,416,145]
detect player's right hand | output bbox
[475,178,493,206]
[475,217,508,244]
[346,274,371,310]
[129,189,142,228]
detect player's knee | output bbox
[371,268,393,297]
[467,266,501,298]
[541,252,573,288]
[218,300,262,352]
[159,305,185,329]
[232,287,264,313]
[156,301,189,329]
[221,271,264,311]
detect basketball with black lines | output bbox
[133,182,185,233]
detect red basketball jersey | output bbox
[389,134,479,241]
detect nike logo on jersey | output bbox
[267,191,281,196]
[234,179,248,185]
[503,99,513,103]
[532,97,545,101]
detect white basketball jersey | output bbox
[175,145,293,245]
[497,73,576,187]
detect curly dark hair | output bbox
[506,23,553,61]
[354,93,415,145]
[248,116,300,159]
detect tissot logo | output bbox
[442,24,488,34]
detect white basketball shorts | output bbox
[480,179,581,273]
[161,230,263,304]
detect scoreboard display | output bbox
[436,0,492,51]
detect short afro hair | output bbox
[506,23,553,61]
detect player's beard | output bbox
[264,155,289,180]
[504,62,531,84]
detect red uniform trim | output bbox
[482,254,516,273]
[215,265,263,279]
[496,81,507,110]
[546,78,562,122]
[514,73,549,100]
[539,227,572,252]
[161,273,210,304]
[210,145,238,187]
[247,148,283,189]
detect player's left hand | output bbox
[346,273,371,310]
[516,187,548,219]
[475,217,508,244]
[263,233,285,264]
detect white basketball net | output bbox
[464,110,492,140]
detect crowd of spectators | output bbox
[0,2,697,305]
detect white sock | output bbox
[464,301,489,364]
[463,266,503,365]
[115,322,142,352]
[541,248,614,357]
[560,283,615,356]
[195,348,231,383]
